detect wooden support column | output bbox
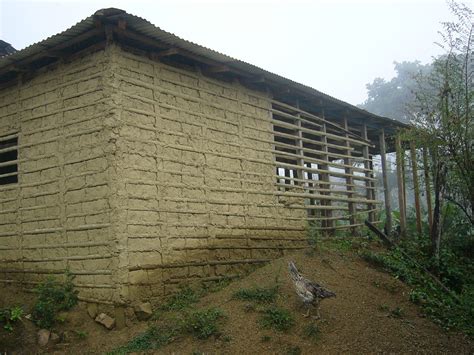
[423,147,433,233]
[362,124,376,222]
[343,115,356,231]
[379,128,392,235]
[410,142,422,234]
[319,107,333,233]
[395,133,406,237]
[295,100,304,187]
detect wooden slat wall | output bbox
[272,100,380,232]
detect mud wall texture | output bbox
[0,49,120,304]
[111,47,308,302]
[0,45,308,305]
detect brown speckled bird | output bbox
[288,261,335,318]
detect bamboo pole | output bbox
[410,142,422,235]
[423,147,433,233]
[362,124,376,222]
[344,116,356,230]
[270,100,372,144]
[395,133,406,237]
[295,100,304,188]
[379,128,392,235]
[320,107,333,233]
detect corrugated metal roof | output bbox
[0,8,407,129]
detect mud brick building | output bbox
[0,9,405,305]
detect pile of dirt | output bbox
[1,245,473,354]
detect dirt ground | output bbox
[1,244,473,354]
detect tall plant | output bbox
[409,1,473,264]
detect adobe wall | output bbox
[111,46,308,302]
[0,49,121,304]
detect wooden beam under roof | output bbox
[0,27,103,76]
[151,48,181,59]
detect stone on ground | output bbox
[134,302,153,321]
[95,313,115,330]
[37,329,50,346]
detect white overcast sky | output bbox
[0,0,458,105]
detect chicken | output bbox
[288,261,335,318]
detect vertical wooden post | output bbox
[423,147,433,233]
[319,106,333,233]
[295,100,304,188]
[410,142,422,235]
[362,124,375,222]
[401,150,407,216]
[379,128,392,235]
[395,133,406,237]
[343,115,356,231]
[306,162,315,216]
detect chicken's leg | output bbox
[303,304,311,318]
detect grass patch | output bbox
[233,285,279,303]
[184,308,225,339]
[260,306,294,331]
[73,330,88,339]
[303,322,320,341]
[159,287,200,311]
[390,307,405,318]
[286,346,302,355]
[202,276,234,293]
[109,325,177,354]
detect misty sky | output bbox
[0,0,455,105]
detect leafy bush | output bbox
[360,234,474,336]
[0,306,23,332]
[260,306,294,331]
[233,286,279,303]
[32,270,78,329]
[184,308,224,339]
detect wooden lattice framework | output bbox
[271,100,381,232]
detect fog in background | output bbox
[0,0,454,106]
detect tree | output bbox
[409,0,473,264]
[359,61,432,123]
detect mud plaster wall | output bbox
[0,49,121,304]
[112,47,308,302]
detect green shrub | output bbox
[233,286,279,303]
[260,306,294,331]
[360,229,474,337]
[32,270,78,329]
[0,306,23,332]
[184,308,224,339]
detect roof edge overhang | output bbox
[0,8,409,138]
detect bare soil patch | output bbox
[1,246,473,354]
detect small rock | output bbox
[95,313,115,330]
[134,302,153,321]
[87,303,98,319]
[50,332,60,344]
[37,329,51,346]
